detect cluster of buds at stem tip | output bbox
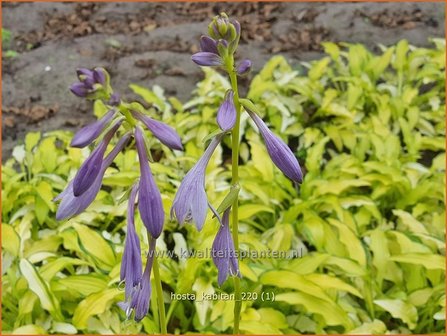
[70,67,111,99]
[192,13,248,71]
[56,67,183,321]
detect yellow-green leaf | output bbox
[73,223,116,270]
[19,259,62,320]
[72,288,122,329]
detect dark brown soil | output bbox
[2,2,445,159]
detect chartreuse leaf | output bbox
[25,235,62,258]
[306,274,362,298]
[348,319,387,334]
[57,274,109,296]
[12,324,47,334]
[238,204,274,220]
[260,270,331,302]
[267,223,293,252]
[305,137,329,173]
[36,181,55,211]
[248,133,274,181]
[374,299,418,329]
[192,277,214,326]
[25,132,41,152]
[390,253,445,270]
[324,256,366,276]
[72,288,122,329]
[283,253,330,274]
[18,291,38,318]
[368,46,395,80]
[51,322,77,334]
[327,218,366,266]
[39,257,89,281]
[129,84,166,111]
[257,308,288,329]
[308,57,330,80]
[348,44,369,75]
[34,195,49,225]
[38,137,58,173]
[239,262,258,282]
[2,223,20,256]
[239,320,282,335]
[393,39,409,71]
[276,292,352,329]
[93,99,108,118]
[19,259,63,320]
[322,42,340,60]
[73,223,116,270]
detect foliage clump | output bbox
[2,38,445,334]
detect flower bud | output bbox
[55,133,131,220]
[93,68,106,85]
[216,16,228,37]
[120,184,142,299]
[200,35,218,54]
[135,127,165,239]
[72,120,122,196]
[132,111,183,151]
[236,59,252,76]
[191,52,223,67]
[246,108,303,183]
[70,82,89,97]
[212,208,240,285]
[216,90,236,131]
[71,110,116,148]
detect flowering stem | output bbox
[152,242,167,334]
[228,61,242,334]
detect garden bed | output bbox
[1,1,444,159]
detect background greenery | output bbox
[2,39,445,334]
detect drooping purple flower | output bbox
[247,109,303,183]
[55,133,131,220]
[132,111,183,151]
[216,90,236,131]
[212,208,240,286]
[72,120,122,196]
[120,183,142,300]
[171,135,223,230]
[120,237,156,321]
[191,52,223,67]
[236,59,252,76]
[70,110,116,148]
[135,127,164,239]
[200,35,218,54]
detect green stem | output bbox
[151,239,167,334]
[228,60,242,334]
[166,300,178,326]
